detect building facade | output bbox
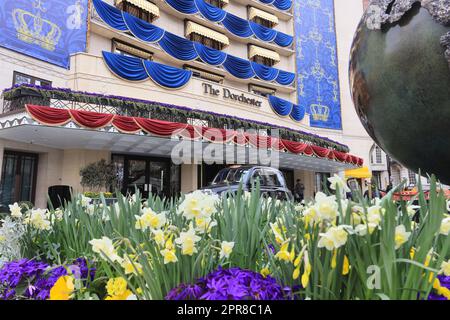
[0,0,380,210]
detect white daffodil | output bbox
[314,192,338,221]
[80,195,92,207]
[440,217,450,236]
[354,223,378,236]
[406,205,420,217]
[440,260,450,276]
[9,203,22,219]
[23,209,51,231]
[135,207,166,231]
[121,256,143,275]
[194,216,217,234]
[303,206,321,226]
[86,204,95,216]
[175,226,201,256]
[89,236,122,263]
[367,205,384,225]
[152,229,165,246]
[328,174,350,193]
[219,241,235,259]
[178,191,219,220]
[394,225,411,249]
[318,225,349,250]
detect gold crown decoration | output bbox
[12,0,61,52]
[310,103,330,121]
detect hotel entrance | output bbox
[112,154,180,199]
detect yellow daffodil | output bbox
[301,251,311,288]
[293,267,300,280]
[342,256,350,275]
[275,241,291,262]
[318,226,348,251]
[105,277,133,300]
[394,225,411,249]
[49,276,74,300]
[331,249,337,269]
[160,248,178,264]
[260,267,270,278]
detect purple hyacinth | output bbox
[428,275,450,300]
[166,267,285,300]
[0,258,95,300]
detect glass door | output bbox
[148,161,170,199]
[124,158,148,198]
[0,151,38,210]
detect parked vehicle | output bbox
[201,165,293,201]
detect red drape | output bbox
[26,105,71,126]
[24,104,363,166]
[69,109,114,129]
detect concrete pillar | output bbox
[181,164,198,193]
[293,170,315,201]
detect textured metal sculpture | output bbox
[349,0,450,184]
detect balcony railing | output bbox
[0,85,350,153]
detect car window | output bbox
[212,168,249,185]
[263,169,283,187]
[250,169,264,185]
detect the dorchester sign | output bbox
[202,83,262,107]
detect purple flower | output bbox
[166,267,285,300]
[428,275,450,300]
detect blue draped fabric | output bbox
[93,0,127,31]
[165,0,198,14]
[143,60,192,89]
[195,0,226,22]
[194,43,227,66]
[159,32,198,61]
[273,0,293,11]
[223,55,255,79]
[290,104,306,122]
[122,12,165,43]
[268,95,293,117]
[102,51,149,81]
[259,0,275,4]
[276,70,295,86]
[222,14,253,38]
[251,62,279,82]
[274,32,293,47]
[249,22,277,42]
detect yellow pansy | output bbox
[49,276,74,300]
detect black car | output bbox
[201,166,293,201]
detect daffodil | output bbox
[175,226,201,256]
[318,226,348,251]
[80,195,92,207]
[178,191,219,220]
[328,174,350,193]
[275,241,292,262]
[219,241,234,259]
[440,217,450,235]
[440,260,450,276]
[331,249,337,269]
[49,276,74,300]
[270,222,285,244]
[301,251,311,288]
[9,203,22,219]
[303,206,320,226]
[152,229,165,246]
[260,267,270,278]
[367,205,384,225]
[342,256,350,275]
[89,236,122,263]
[354,223,377,236]
[394,225,411,249]
[135,207,166,231]
[314,192,338,221]
[105,277,133,300]
[121,255,143,275]
[194,216,217,234]
[23,209,51,231]
[160,248,178,264]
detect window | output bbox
[112,39,153,60]
[370,144,383,164]
[249,84,276,97]
[204,0,227,9]
[116,0,157,23]
[251,55,275,67]
[184,65,224,84]
[189,33,224,51]
[248,7,278,29]
[408,170,417,186]
[13,71,51,87]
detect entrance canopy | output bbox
[0,106,363,172]
[345,166,372,179]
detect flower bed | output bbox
[0,177,449,300]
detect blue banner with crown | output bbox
[0,0,88,69]
[294,0,342,130]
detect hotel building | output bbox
[0,0,382,209]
